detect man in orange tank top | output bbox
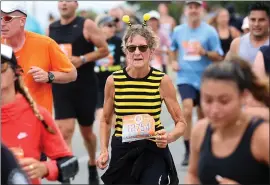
[1,2,77,114]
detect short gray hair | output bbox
[121,24,159,53]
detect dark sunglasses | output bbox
[105,23,116,28]
[1,15,22,23]
[126,45,149,53]
[1,62,9,73]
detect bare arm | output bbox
[100,75,115,153]
[203,50,223,62]
[46,25,77,83]
[50,69,77,83]
[83,19,109,62]
[252,122,269,165]
[48,40,77,84]
[226,37,240,59]
[171,17,176,30]
[185,119,208,184]
[230,26,241,39]
[45,27,49,36]
[253,51,268,80]
[160,75,186,143]
[169,50,178,63]
[202,28,224,62]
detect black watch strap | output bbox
[47,72,55,83]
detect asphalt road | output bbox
[42,70,198,184]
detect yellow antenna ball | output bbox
[122,15,130,24]
[143,13,151,21]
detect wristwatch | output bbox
[47,72,55,83]
[80,55,87,64]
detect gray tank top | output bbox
[239,33,269,64]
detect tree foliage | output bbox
[127,1,269,24]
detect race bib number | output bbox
[59,43,72,57]
[122,114,155,143]
[182,39,201,61]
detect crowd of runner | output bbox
[1,1,269,185]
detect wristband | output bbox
[80,55,87,64]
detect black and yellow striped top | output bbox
[113,67,165,137]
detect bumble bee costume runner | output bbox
[97,14,187,185]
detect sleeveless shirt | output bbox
[198,118,269,184]
[49,16,97,90]
[113,67,165,137]
[220,29,233,55]
[239,33,269,64]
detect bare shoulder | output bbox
[160,74,174,97]
[251,121,269,163]
[253,121,269,143]
[106,75,114,86]
[161,74,172,84]
[230,26,241,38]
[104,75,115,99]
[231,37,241,45]
[191,118,209,150]
[230,37,240,51]
[192,118,209,136]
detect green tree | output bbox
[127,1,269,24]
[127,1,184,24]
[76,9,97,21]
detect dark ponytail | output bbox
[202,55,270,107]
[2,52,55,134]
[14,76,56,134]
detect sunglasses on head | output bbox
[126,45,149,53]
[1,62,9,73]
[1,15,23,23]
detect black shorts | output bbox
[96,88,104,109]
[178,84,200,106]
[96,72,110,109]
[53,83,98,127]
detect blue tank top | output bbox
[238,33,269,64]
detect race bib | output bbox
[182,39,201,61]
[122,114,155,143]
[59,43,72,57]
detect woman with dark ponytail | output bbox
[1,44,79,184]
[186,55,269,184]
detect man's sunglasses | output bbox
[1,15,23,23]
[1,62,9,73]
[126,45,149,53]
